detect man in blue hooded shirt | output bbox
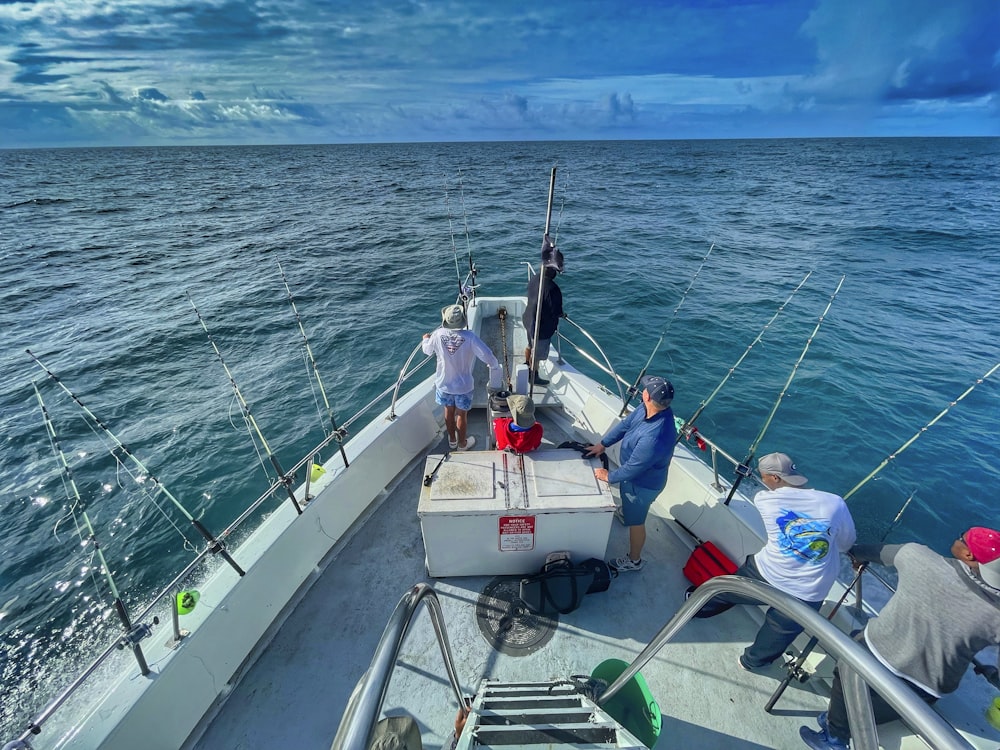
[586,375,676,572]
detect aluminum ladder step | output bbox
[455,678,649,750]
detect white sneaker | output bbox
[448,438,459,450]
[611,555,644,572]
[458,436,476,451]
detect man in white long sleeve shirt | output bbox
[421,304,501,451]
[692,452,856,671]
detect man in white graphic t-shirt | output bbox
[690,452,856,673]
[422,304,501,451]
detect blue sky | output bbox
[1,0,997,148]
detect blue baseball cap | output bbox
[641,375,674,406]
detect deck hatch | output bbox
[428,454,497,501]
[475,577,557,656]
[525,450,604,499]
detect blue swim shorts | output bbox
[435,389,473,412]
[619,481,660,526]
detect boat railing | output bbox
[330,583,465,750]
[9,349,439,746]
[556,314,628,405]
[605,575,973,750]
[388,343,434,420]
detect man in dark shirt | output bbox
[523,233,563,386]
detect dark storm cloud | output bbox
[882,17,1000,102]
[136,87,169,102]
[10,44,84,85]
[73,1,290,53]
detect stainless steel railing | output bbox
[602,576,972,750]
[330,583,465,750]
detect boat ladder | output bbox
[456,679,647,750]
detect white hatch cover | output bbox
[427,453,497,501]
[525,449,605,498]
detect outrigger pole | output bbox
[621,243,716,417]
[529,166,557,401]
[723,276,845,506]
[26,350,245,576]
[676,270,812,439]
[187,294,304,515]
[33,382,156,675]
[842,360,1000,501]
[278,262,349,469]
[764,490,915,712]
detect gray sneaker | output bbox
[611,555,644,572]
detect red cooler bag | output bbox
[683,541,738,586]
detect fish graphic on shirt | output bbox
[775,509,832,563]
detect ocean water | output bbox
[1,138,998,739]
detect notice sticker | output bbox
[498,515,535,551]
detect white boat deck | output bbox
[36,295,989,750]
[188,409,832,750]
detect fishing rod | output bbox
[764,490,915,712]
[620,243,717,417]
[457,170,477,307]
[842,360,1000,501]
[26,350,245,576]
[187,294,305,515]
[724,276,845,506]
[445,186,466,305]
[529,166,557,401]
[33,382,156,675]
[277,261,349,469]
[676,271,812,440]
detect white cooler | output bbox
[418,448,615,577]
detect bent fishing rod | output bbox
[27,350,245,576]
[621,243,716,417]
[677,271,812,443]
[842,360,1000,501]
[529,165,557,401]
[33,382,157,675]
[278,261,349,469]
[187,294,305,515]
[764,491,915,712]
[724,276,845,506]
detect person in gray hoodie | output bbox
[799,526,1000,749]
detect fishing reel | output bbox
[781,651,811,683]
[117,617,159,650]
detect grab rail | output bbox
[389,344,434,420]
[330,583,465,750]
[602,576,972,750]
[556,314,627,405]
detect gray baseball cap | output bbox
[757,452,808,486]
